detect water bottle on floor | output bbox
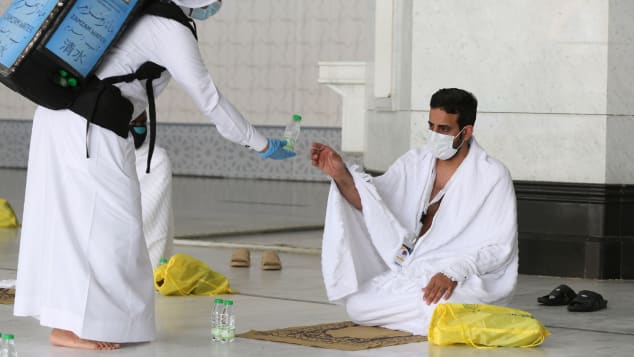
[282,114,302,151]
[219,300,235,343]
[211,298,224,342]
[1,334,17,357]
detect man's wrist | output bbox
[331,167,352,183]
[441,272,459,283]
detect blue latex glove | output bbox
[258,138,296,160]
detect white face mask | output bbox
[428,127,465,160]
[191,1,222,20]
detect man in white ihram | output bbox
[129,111,174,269]
[311,88,518,335]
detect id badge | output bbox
[393,242,413,267]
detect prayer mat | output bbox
[0,288,15,305]
[237,321,426,350]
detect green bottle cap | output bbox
[159,258,168,264]
[214,298,224,304]
[292,114,302,122]
[67,77,78,87]
[3,334,14,339]
[59,69,68,78]
[224,300,234,305]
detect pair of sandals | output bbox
[537,284,607,312]
[230,248,282,270]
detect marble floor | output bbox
[1,168,633,356]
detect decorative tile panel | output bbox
[0,120,359,182]
[0,120,31,169]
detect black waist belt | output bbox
[68,62,165,173]
[69,78,133,139]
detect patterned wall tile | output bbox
[157,123,352,181]
[0,120,358,182]
[0,103,350,180]
[0,120,31,169]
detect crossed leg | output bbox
[50,329,120,350]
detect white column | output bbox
[374,0,393,99]
[318,62,367,153]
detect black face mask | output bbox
[130,125,147,149]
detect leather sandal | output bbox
[261,250,282,270]
[230,248,250,267]
[537,284,577,306]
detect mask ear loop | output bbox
[452,127,466,150]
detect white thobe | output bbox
[322,138,518,336]
[14,13,267,342]
[135,143,174,270]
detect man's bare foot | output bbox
[50,329,120,350]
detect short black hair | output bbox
[429,88,478,128]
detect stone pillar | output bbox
[318,62,368,153]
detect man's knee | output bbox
[344,292,374,323]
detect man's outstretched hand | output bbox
[311,142,362,210]
[422,273,458,305]
[311,142,346,179]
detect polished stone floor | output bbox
[1,168,633,356]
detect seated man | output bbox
[311,88,518,336]
[130,112,174,269]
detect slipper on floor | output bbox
[567,290,607,312]
[261,250,282,271]
[230,248,250,267]
[537,284,577,306]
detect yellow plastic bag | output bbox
[153,253,236,296]
[428,303,550,348]
[0,198,20,228]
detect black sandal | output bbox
[537,284,577,306]
[567,290,608,312]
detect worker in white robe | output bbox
[14,0,294,350]
[311,88,518,336]
[130,113,174,269]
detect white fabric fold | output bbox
[135,143,174,269]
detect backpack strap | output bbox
[145,1,198,40]
[70,77,134,153]
[103,62,166,174]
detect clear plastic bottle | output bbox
[1,334,17,357]
[219,300,235,343]
[282,114,302,151]
[210,298,224,342]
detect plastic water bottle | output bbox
[282,114,302,151]
[219,300,235,343]
[210,298,224,342]
[1,334,17,357]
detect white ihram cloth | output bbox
[15,14,267,342]
[135,143,174,270]
[322,138,518,335]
